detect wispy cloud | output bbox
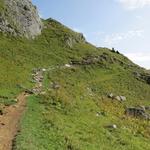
[117,0,150,10]
[104,29,144,46]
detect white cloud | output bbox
[125,52,150,69]
[135,15,143,20]
[104,29,144,46]
[117,0,150,10]
[125,52,150,61]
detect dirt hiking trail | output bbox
[0,92,28,150]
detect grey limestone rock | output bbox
[0,0,42,38]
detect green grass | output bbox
[15,64,150,150]
[0,18,150,149]
[0,0,4,12]
[15,89,150,149]
[0,98,16,106]
[0,19,98,98]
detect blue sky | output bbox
[32,0,150,69]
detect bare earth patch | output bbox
[0,92,28,150]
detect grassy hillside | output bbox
[0,18,150,149]
[0,19,96,97]
[14,64,150,150]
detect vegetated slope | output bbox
[0,0,42,38]
[0,18,96,97]
[0,19,150,149]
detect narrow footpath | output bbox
[0,65,71,150]
[0,92,28,150]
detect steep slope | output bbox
[0,19,147,150]
[0,2,150,149]
[0,0,42,38]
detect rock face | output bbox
[125,107,150,120]
[65,33,85,48]
[133,71,150,85]
[0,0,42,38]
[70,53,127,66]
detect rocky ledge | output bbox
[0,0,42,38]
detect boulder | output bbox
[133,71,150,85]
[120,96,126,101]
[125,107,150,120]
[106,124,117,129]
[65,64,72,68]
[115,96,126,101]
[125,107,145,116]
[115,96,121,101]
[145,106,150,111]
[108,93,126,102]
[139,106,146,111]
[108,93,114,99]
[42,68,46,72]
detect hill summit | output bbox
[0,0,42,38]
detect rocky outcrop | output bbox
[125,107,150,120]
[70,55,108,65]
[0,0,42,38]
[45,18,86,48]
[70,53,127,66]
[65,33,85,48]
[133,71,150,85]
[107,93,126,102]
